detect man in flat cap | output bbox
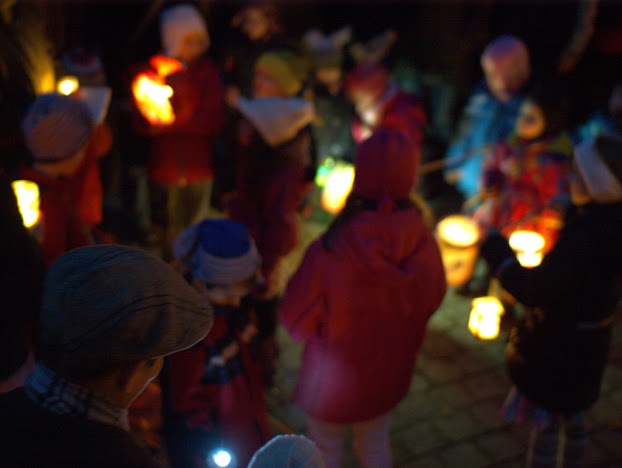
[0,244,214,466]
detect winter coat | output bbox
[474,132,572,249]
[0,388,161,467]
[494,202,622,412]
[278,206,446,423]
[141,56,225,186]
[166,301,269,466]
[18,165,92,267]
[227,97,315,278]
[445,81,525,199]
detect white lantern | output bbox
[435,215,481,287]
[468,296,505,340]
[321,161,354,214]
[11,180,40,229]
[509,230,545,268]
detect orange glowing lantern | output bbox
[509,230,545,268]
[321,161,355,214]
[435,215,481,287]
[132,55,183,126]
[468,296,505,340]
[11,180,40,228]
[57,76,79,96]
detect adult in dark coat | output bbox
[481,132,622,467]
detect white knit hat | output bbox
[160,3,210,58]
[574,133,622,203]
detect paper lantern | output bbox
[57,76,79,96]
[468,296,504,340]
[435,215,481,287]
[315,157,335,187]
[321,161,354,214]
[509,230,545,268]
[132,56,182,126]
[11,180,40,228]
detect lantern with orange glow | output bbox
[11,180,40,229]
[435,215,481,287]
[468,296,505,340]
[508,230,545,268]
[57,76,79,96]
[321,161,354,214]
[132,55,183,126]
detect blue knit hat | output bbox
[173,219,261,285]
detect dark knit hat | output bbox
[353,129,419,203]
[574,132,622,202]
[22,93,94,162]
[39,245,213,374]
[173,218,261,286]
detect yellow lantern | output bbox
[57,75,79,96]
[435,215,481,287]
[132,72,176,126]
[11,180,40,228]
[509,230,545,268]
[468,296,505,340]
[321,161,354,214]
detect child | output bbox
[19,93,99,266]
[226,49,315,386]
[473,86,573,251]
[138,3,225,258]
[278,130,447,468]
[164,218,269,467]
[480,132,622,467]
[344,62,426,148]
[445,35,531,200]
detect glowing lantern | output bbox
[132,55,182,126]
[435,215,481,287]
[321,161,354,214]
[509,230,545,268]
[57,76,79,96]
[315,157,335,187]
[468,296,505,340]
[11,180,40,228]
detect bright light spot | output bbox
[321,162,354,214]
[11,180,40,228]
[212,450,232,467]
[57,76,79,96]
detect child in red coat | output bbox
[164,218,269,467]
[279,130,447,468]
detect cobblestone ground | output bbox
[266,216,622,468]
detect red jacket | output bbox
[18,166,92,267]
[279,206,446,423]
[143,56,225,185]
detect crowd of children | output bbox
[1,1,622,467]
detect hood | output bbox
[329,207,434,284]
[236,97,315,147]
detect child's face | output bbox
[239,8,270,41]
[482,58,524,102]
[253,68,286,98]
[516,100,545,140]
[176,31,209,62]
[192,278,253,307]
[315,67,342,89]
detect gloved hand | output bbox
[480,231,516,275]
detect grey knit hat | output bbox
[21,93,94,162]
[247,435,326,468]
[38,245,213,374]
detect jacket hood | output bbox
[236,97,315,147]
[328,207,434,284]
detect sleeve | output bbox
[278,241,326,342]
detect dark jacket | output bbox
[490,202,622,412]
[0,388,161,467]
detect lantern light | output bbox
[321,161,354,214]
[468,296,505,340]
[315,157,335,187]
[508,230,545,268]
[435,215,481,287]
[11,180,40,228]
[132,72,175,126]
[57,76,79,96]
[207,448,235,468]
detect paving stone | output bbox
[432,382,478,411]
[463,372,511,400]
[418,355,468,384]
[468,398,510,431]
[474,429,526,463]
[394,422,449,456]
[438,441,492,467]
[434,409,489,441]
[591,428,622,459]
[400,453,446,468]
